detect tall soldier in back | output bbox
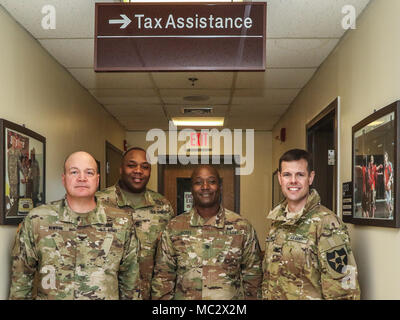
[96,147,175,299]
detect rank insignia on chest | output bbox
[326,248,348,273]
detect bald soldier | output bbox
[9,151,141,300]
[96,147,175,300]
[262,149,360,300]
[151,165,262,300]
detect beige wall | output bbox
[272,0,400,299]
[0,8,125,299]
[126,130,272,251]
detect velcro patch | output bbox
[287,234,308,244]
[326,247,348,273]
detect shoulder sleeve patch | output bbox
[326,247,348,274]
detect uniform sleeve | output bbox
[9,216,38,300]
[240,225,263,300]
[119,225,142,300]
[166,201,176,219]
[151,227,177,300]
[317,215,361,300]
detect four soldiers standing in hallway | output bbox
[9,147,362,300]
[96,147,175,300]
[9,151,141,300]
[262,149,360,300]
[151,165,262,300]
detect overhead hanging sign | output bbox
[95,2,266,71]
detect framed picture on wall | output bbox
[0,119,46,225]
[351,100,400,227]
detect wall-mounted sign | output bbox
[95,3,266,71]
[342,181,353,223]
[184,192,193,212]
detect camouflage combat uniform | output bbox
[96,183,175,300]
[9,198,141,300]
[151,206,262,300]
[262,189,361,300]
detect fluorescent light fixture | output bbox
[172,117,224,127]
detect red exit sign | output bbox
[190,132,209,147]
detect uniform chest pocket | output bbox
[37,232,73,269]
[216,234,244,271]
[90,232,125,271]
[281,236,317,276]
[171,235,203,270]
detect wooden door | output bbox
[105,141,123,187]
[306,100,337,211]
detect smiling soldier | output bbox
[96,147,175,300]
[262,149,360,300]
[151,165,262,300]
[9,151,141,300]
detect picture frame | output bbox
[0,119,46,225]
[351,101,400,227]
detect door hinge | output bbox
[328,150,335,166]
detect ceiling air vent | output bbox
[181,107,213,115]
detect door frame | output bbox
[157,155,241,213]
[306,97,340,213]
[105,140,123,187]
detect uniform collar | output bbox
[267,189,321,225]
[59,197,107,226]
[189,206,225,229]
[114,181,155,209]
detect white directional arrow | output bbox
[109,14,131,29]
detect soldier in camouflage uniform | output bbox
[151,165,262,300]
[96,147,175,300]
[262,149,360,300]
[9,151,141,300]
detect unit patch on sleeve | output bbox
[326,248,348,273]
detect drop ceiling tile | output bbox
[120,118,170,131]
[232,89,300,105]
[39,39,93,68]
[0,0,117,39]
[69,69,153,89]
[265,0,370,38]
[267,39,339,68]
[89,88,160,105]
[104,104,164,117]
[230,105,290,117]
[164,104,228,117]
[236,68,316,89]
[160,89,231,105]
[225,115,281,130]
[152,72,234,89]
